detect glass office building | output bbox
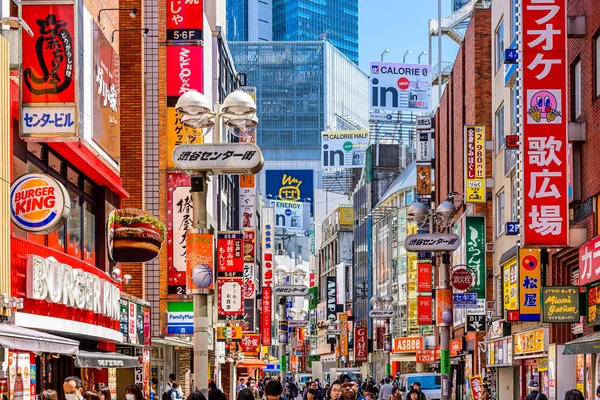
[227,0,273,42]
[452,0,471,11]
[272,0,358,64]
[229,41,368,161]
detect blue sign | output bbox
[453,293,478,309]
[505,49,518,64]
[265,169,314,213]
[506,222,520,235]
[167,311,194,335]
[285,209,292,217]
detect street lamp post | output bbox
[381,48,390,62]
[403,49,412,63]
[370,295,394,378]
[418,51,428,64]
[174,89,259,397]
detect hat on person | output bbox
[528,380,539,390]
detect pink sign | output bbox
[167,46,203,97]
[580,236,600,285]
[354,327,368,362]
[261,287,272,346]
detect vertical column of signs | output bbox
[261,208,275,346]
[417,254,433,326]
[217,233,245,321]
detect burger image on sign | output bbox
[108,209,166,263]
[10,173,70,234]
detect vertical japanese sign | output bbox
[339,314,349,356]
[417,260,433,292]
[464,126,486,203]
[166,0,203,42]
[167,173,192,294]
[240,334,261,355]
[519,248,541,321]
[243,231,256,299]
[354,327,368,362]
[186,231,214,293]
[261,208,275,346]
[217,232,244,320]
[579,235,600,286]
[466,217,486,300]
[129,302,137,344]
[417,296,433,325]
[503,261,519,311]
[521,0,568,246]
[416,164,432,195]
[469,376,484,400]
[21,3,77,140]
[217,278,243,320]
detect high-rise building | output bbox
[226,0,273,41]
[272,0,359,64]
[452,0,471,11]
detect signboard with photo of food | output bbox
[107,209,166,263]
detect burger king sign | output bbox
[10,173,70,234]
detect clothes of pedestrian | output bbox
[378,384,393,400]
[209,388,227,400]
[524,391,548,400]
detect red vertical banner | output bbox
[217,232,244,277]
[166,46,204,97]
[354,327,368,362]
[521,0,568,246]
[417,260,433,292]
[417,296,433,325]
[166,0,203,42]
[261,287,272,346]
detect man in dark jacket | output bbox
[524,381,548,400]
[208,381,228,400]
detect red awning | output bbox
[238,358,266,368]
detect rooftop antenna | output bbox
[321,29,330,40]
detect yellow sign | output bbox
[519,248,541,320]
[339,313,349,357]
[339,207,353,226]
[216,325,242,341]
[503,261,518,311]
[514,328,545,354]
[464,125,486,203]
[167,107,202,168]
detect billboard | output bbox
[265,170,313,212]
[269,200,304,229]
[321,130,369,170]
[108,209,166,263]
[21,3,77,140]
[464,126,486,203]
[521,0,568,246]
[369,62,432,112]
[167,173,191,294]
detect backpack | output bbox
[162,392,169,400]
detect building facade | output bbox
[226,0,273,42]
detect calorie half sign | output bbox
[506,135,520,148]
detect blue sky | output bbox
[358,0,460,72]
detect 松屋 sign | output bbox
[464,126,486,203]
[519,248,541,321]
[520,0,568,246]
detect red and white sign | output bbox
[521,0,568,246]
[217,232,243,277]
[129,302,137,344]
[417,296,433,325]
[580,236,600,285]
[416,350,435,363]
[354,327,368,362]
[451,268,474,291]
[217,278,243,320]
[262,208,274,287]
[469,376,484,400]
[240,334,260,355]
[166,0,203,40]
[166,46,203,97]
[392,337,424,353]
[261,287,272,346]
[417,261,433,292]
[167,173,191,294]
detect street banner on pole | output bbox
[464,126,486,203]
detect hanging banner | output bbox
[217,232,243,277]
[469,376,484,400]
[166,0,203,42]
[541,286,579,323]
[417,296,433,325]
[416,164,432,195]
[241,298,256,333]
[519,248,542,321]
[326,276,337,322]
[466,216,486,301]
[261,287,272,346]
[417,260,433,292]
[464,126,486,203]
[417,132,432,162]
[243,230,256,299]
[217,277,243,320]
[339,314,349,356]
[186,230,214,293]
[241,334,261,356]
[436,288,453,326]
[262,208,274,287]
[503,261,519,311]
[521,0,568,246]
[167,173,192,294]
[166,46,203,97]
[354,326,368,362]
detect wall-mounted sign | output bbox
[120,300,129,342]
[240,334,260,355]
[417,260,433,292]
[453,293,478,309]
[217,232,243,277]
[10,173,70,234]
[242,230,256,299]
[392,337,424,353]
[405,234,461,252]
[464,126,486,203]
[217,278,243,320]
[503,261,519,311]
[21,3,77,141]
[416,164,432,195]
[519,248,541,321]
[166,0,203,42]
[416,350,435,363]
[505,135,519,148]
[513,328,546,355]
[579,235,600,286]
[128,302,137,345]
[451,268,474,291]
[166,46,203,97]
[369,62,432,112]
[417,132,432,162]
[586,285,600,326]
[416,116,432,130]
[417,296,433,325]
[273,285,309,297]
[339,314,349,356]
[369,310,394,319]
[466,216,486,301]
[354,327,368,362]
[216,325,242,341]
[167,173,191,294]
[26,254,120,320]
[186,230,214,293]
[469,376,484,400]
[326,277,337,323]
[321,130,369,170]
[172,143,264,175]
[541,286,579,323]
[167,302,193,335]
[265,170,314,212]
[108,209,165,263]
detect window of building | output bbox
[511,174,519,222]
[511,0,517,38]
[496,191,505,237]
[511,85,518,134]
[495,20,505,71]
[573,59,582,119]
[495,105,505,153]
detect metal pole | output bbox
[279,300,287,393]
[192,174,210,397]
[437,0,442,105]
[385,318,391,377]
[440,252,451,400]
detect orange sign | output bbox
[416,350,435,363]
[450,338,463,356]
[340,314,349,356]
[392,337,424,353]
[186,231,214,292]
[240,174,255,188]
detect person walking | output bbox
[169,383,181,400]
[248,379,260,400]
[237,379,247,395]
[564,389,584,400]
[378,379,393,400]
[481,385,490,400]
[524,381,547,400]
[126,385,145,400]
[405,383,425,400]
[208,382,227,400]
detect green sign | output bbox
[466,216,486,299]
[440,349,450,375]
[280,355,287,370]
[542,286,579,323]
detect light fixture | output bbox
[181,114,215,129]
[370,295,382,308]
[221,90,257,116]
[403,49,412,63]
[380,48,390,62]
[225,113,258,129]
[123,274,132,286]
[111,27,149,43]
[0,17,33,37]
[418,50,428,64]
[111,267,121,280]
[176,90,212,116]
[436,200,457,228]
[407,201,430,227]
[98,7,138,23]
[382,295,394,306]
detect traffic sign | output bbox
[404,234,461,252]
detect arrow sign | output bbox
[467,315,486,332]
[272,285,309,297]
[369,310,394,318]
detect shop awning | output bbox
[563,332,600,355]
[0,324,79,355]
[391,353,416,362]
[238,358,266,368]
[75,350,141,368]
